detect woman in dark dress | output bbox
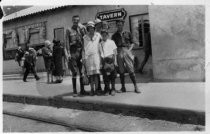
[42,40,54,83]
[52,40,65,83]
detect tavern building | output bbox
[3,5,205,82]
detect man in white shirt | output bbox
[100,29,117,96]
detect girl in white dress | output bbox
[83,21,102,96]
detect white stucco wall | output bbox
[149,6,205,81]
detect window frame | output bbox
[54,27,64,43]
[129,13,149,49]
[29,31,41,46]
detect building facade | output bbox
[3,5,205,82]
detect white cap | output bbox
[94,18,102,24]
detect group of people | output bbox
[42,39,66,83]
[15,39,65,83]
[16,15,148,97]
[63,15,141,97]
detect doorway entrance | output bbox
[129,13,153,83]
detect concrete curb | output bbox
[3,106,103,132]
[4,102,205,132]
[3,94,205,125]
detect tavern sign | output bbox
[96,8,127,21]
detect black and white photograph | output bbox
[1,1,208,132]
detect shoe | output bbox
[134,86,141,93]
[80,90,89,95]
[36,77,40,81]
[110,89,116,96]
[23,79,27,82]
[54,80,60,83]
[73,93,78,97]
[104,91,109,96]
[121,87,126,92]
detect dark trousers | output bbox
[23,64,39,81]
[102,70,116,92]
[68,53,84,94]
[139,50,151,72]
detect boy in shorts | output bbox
[100,29,117,96]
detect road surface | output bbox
[3,114,83,132]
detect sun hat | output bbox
[87,21,95,28]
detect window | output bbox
[30,32,40,45]
[54,28,64,43]
[5,37,13,49]
[3,34,18,60]
[4,49,17,60]
[129,13,151,48]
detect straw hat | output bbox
[87,21,95,28]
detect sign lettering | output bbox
[96,8,127,21]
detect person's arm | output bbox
[82,36,86,64]
[112,41,118,66]
[99,43,102,58]
[128,32,136,51]
[42,48,49,58]
[128,43,134,51]
[65,29,71,59]
[113,49,118,66]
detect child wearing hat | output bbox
[100,29,117,96]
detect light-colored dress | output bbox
[83,32,101,75]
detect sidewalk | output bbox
[3,74,205,125]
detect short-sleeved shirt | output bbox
[100,39,117,58]
[66,24,86,51]
[111,31,133,48]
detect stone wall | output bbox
[149,6,205,81]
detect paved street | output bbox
[3,114,82,132]
[3,102,205,132]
